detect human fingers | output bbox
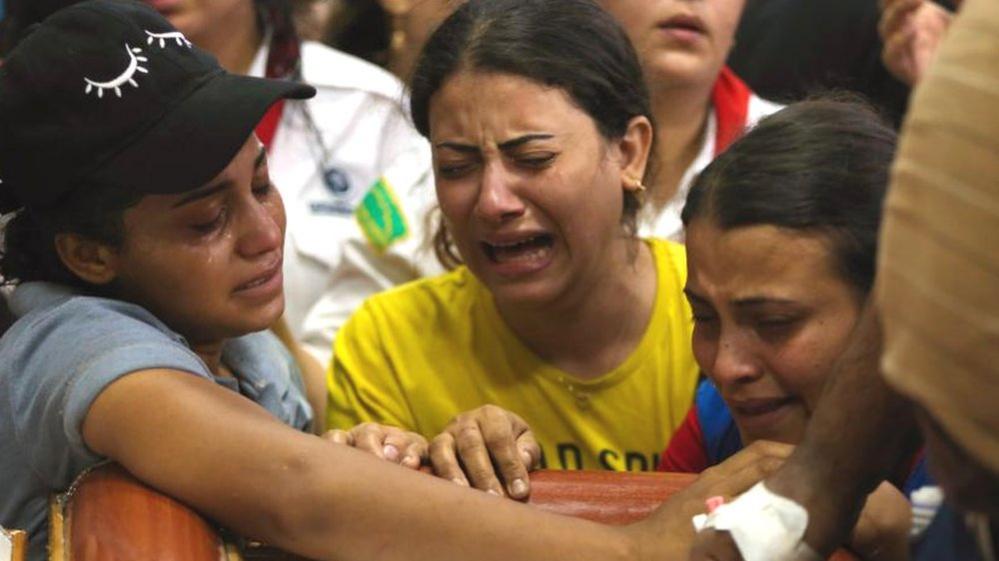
[477,406,532,499]
[849,482,912,561]
[696,447,788,500]
[349,422,391,461]
[429,431,470,487]
[879,0,922,40]
[882,26,920,85]
[320,428,354,446]
[702,440,793,479]
[499,407,542,470]
[452,415,505,495]
[383,428,428,469]
[514,429,542,470]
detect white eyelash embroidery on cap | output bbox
[83,44,148,99]
[145,30,192,49]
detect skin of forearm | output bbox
[229,438,640,561]
[765,305,920,554]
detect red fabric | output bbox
[710,66,752,157]
[658,407,709,473]
[253,3,300,151]
[255,100,285,150]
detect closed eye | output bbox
[516,153,558,168]
[753,315,802,341]
[437,162,478,179]
[192,208,228,234]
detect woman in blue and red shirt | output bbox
[662,97,930,559]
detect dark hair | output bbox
[323,1,391,67]
[0,182,142,289]
[681,96,897,295]
[408,0,655,268]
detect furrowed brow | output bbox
[497,134,555,150]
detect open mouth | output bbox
[482,234,555,265]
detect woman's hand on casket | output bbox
[428,404,541,500]
[323,423,428,469]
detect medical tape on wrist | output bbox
[692,482,823,561]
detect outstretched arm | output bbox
[82,369,643,561]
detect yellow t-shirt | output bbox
[327,238,698,471]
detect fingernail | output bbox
[382,444,399,461]
[510,478,528,497]
[487,488,503,497]
[705,496,726,513]
[452,478,468,487]
[403,455,419,467]
[520,449,533,466]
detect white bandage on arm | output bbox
[692,482,823,561]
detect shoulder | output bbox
[299,42,407,103]
[694,379,729,417]
[339,267,480,339]
[0,288,209,484]
[1,285,208,398]
[333,268,484,381]
[5,285,189,353]
[362,267,478,316]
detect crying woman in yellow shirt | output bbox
[327,56,698,480]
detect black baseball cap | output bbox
[0,0,315,211]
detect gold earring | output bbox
[626,177,646,192]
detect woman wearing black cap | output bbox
[0,2,777,561]
[136,0,442,373]
[0,0,442,411]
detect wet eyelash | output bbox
[83,44,148,99]
[194,208,228,233]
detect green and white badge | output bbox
[355,177,410,251]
